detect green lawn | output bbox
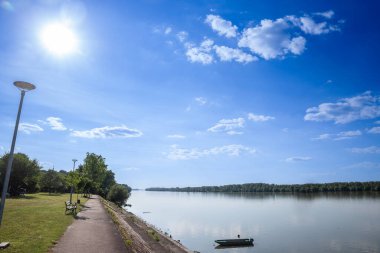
[0,193,86,253]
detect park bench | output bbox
[65,201,77,214]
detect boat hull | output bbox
[215,238,254,246]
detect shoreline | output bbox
[101,199,194,253]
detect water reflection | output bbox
[128,191,380,253]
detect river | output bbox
[127,191,380,253]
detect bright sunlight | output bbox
[40,23,78,56]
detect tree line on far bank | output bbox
[146,181,380,193]
[0,152,131,206]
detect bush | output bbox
[107,184,130,207]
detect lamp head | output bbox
[14,81,36,91]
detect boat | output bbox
[215,238,254,246]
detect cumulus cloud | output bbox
[205,14,238,38]
[238,18,307,59]
[167,144,256,160]
[349,146,380,154]
[304,91,380,124]
[71,125,143,139]
[19,123,44,134]
[296,16,332,35]
[285,156,312,162]
[368,126,380,134]
[178,11,339,64]
[208,118,245,133]
[195,97,207,105]
[214,45,257,63]
[167,134,186,139]
[248,113,275,122]
[186,39,214,64]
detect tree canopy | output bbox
[0,153,40,196]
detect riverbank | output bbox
[101,199,194,253]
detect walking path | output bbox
[52,195,127,253]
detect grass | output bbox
[0,193,86,253]
[147,229,160,242]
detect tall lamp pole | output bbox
[0,81,36,226]
[70,159,77,203]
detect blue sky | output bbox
[1,0,379,188]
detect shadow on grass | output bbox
[9,195,37,199]
[39,193,63,196]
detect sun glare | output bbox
[40,23,78,56]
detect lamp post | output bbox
[0,81,36,226]
[69,159,77,203]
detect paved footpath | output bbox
[52,195,127,253]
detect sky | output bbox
[0,0,380,189]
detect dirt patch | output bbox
[101,199,194,253]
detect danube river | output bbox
[127,191,380,253]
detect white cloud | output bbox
[205,14,238,38]
[304,91,380,124]
[208,118,245,133]
[313,131,361,141]
[214,45,257,63]
[177,31,188,42]
[312,133,331,140]
[164,27,172,35]
[314,10,335,19]
[288,36,306,55]
[350,146,380,154]
[248,113,275,122]
[179,11,339,64]
[195,97,207,105]
[186,39,214,64]
[297,17,331,35]
[238,18,301,60]
[71,125,143,139]
[19,123,44,134]
[368,126,380,134]
[334,130,362,140]
[167,144,256,160]
[285,156,312,162]
[167,134,186,139]
[46,117,67,131]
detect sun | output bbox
[40,23,78,56]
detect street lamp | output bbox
[69,159,77,203]
[0,81,36,226]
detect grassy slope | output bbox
[0,193,85,253]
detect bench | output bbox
[65,201,77,214]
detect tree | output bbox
[107,184,130,207]
[39,169,67,193]
[80,153,116,197]
[0,153,40,196]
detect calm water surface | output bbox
[127,191,380,253]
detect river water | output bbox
[127,191,380,253]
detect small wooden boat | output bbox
[215,238,254,246]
